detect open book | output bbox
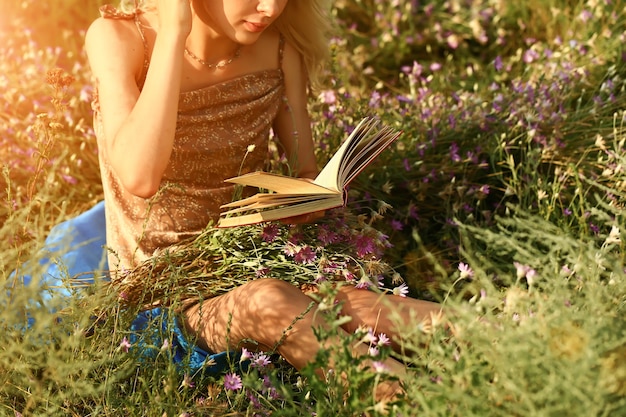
[217,116,401,228]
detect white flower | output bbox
[458,262,474,279]
[371,361,388,373]
[246,144,256,153]
[606,226,621,245]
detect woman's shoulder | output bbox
[84,14,148,85]
[85,14,139,51]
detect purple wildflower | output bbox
[403,158,411,171]
[224,373,243,391]
[283,242,298,257]
[319,89,336,104]
[255,266,270,277]
[390,219,404,231]
[240,347,252,363]
[355,278,372,290]
[353,234,376,257]
[293,245,317,264]
[317,225,339,245]
[261,223,280,242]
[119,336,131,353]
[180,373,195,389]
[494,56,503,72]
[450,142,461,162]
[377,333,391,346]
[251,352,272,369]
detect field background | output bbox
[1,0,625,416]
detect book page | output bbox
[225,171,332,194]
[314,117,400,191]
[313,117,372,191]
[221,193,335,212]
[218,195,344,228]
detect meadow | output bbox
[1,0,625,416]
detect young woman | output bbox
[85,0,443,398]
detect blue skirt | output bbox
[14,201,230,374]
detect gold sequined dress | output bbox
[93,6,286,271]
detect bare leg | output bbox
[183,278,406,399]
[335,286,445,351]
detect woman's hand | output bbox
[157,0,193,38]
[279,178,326,225]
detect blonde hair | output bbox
[118,0,332,89]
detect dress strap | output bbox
[133,15,150,89]
[99,4,136,19]
[278,34,285,68]
[99,4,150,89]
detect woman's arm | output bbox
[272,41,319,181]
[273,40,325,224]
[84,1,191,198]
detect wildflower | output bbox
[458,262,474,279]
[371,361,388,373]
[390,219,404,231]
[251,352,272,369]
[318,89,336,104]
[240,347,252,363]
[246,144,256,153]
[446,33,459,49]
[317,225,339,245]
[430,62,442,72]
[377,333,391,346]
[283,242,299,257]
[369,90,381,108]
[606,225,621,245]
[262,375,281,400]
[368,346,380,357]
[180,373,195,389]
[353,234,376,257]
[537,190,548,200]
[246,390,262,408]
[494,55,503,72]
[578,9,593,23]
[381,182,394,195]
[261,223,280,242]
[293,245,317,264]
[392,283,409,297]
[525,268,537,286]
[342,269,356,282]
[119,336,131,353]
[523,48,540,63]
[355,277,372,290]
[255,266,269,277]
[449,142,461,162]
[360,327,377,344]
[160,338,170,352]
[224,372,243,391]
[514,262,530,279]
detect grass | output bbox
[1,0,625,415]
